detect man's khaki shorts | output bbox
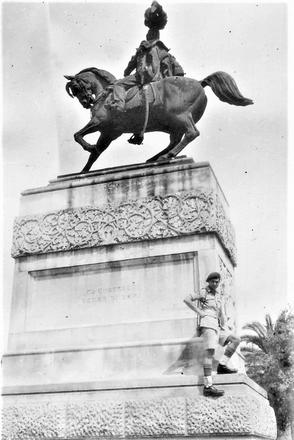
[201,327,232,350]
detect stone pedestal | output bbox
[2,157,276,438]
[2,375,276,440]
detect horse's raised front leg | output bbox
[81,132,121,173]
[74,119,100,153]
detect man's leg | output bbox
[217,334,241,374]
[203,348,214,387]
[111,84,126,110]
[202,329,224,397]
[107,75,137,112]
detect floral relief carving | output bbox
[12,190,236,264]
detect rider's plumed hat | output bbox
[206,272,221,282]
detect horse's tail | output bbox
[201,71,253,106]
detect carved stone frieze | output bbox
[2,394,276,439]
[12,190,236,264]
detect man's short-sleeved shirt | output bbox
[191,287,224,331]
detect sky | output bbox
[1,1,291,343]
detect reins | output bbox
[139,85,150,140]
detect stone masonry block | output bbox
[187,395,276,438]
[2,402,65,440]
[125,397,186,436]
[65,401,124,437]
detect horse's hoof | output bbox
[157,154,175,162]
[146,157,157,163]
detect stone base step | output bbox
[2,374,276,440]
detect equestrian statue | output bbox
[65,2,253,173]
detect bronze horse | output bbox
[65,68,253,173]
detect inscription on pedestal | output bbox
[25,253,197,332]
[82,285,137,304]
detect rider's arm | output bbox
[183,294,206,317]
[172,57,185,76]
[124,54,137,77]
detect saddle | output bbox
[125,82,163,110]
[102,80,165,146]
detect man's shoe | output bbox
[203,385,224,397]
[217,363,238,374]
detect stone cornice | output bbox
[12,189,236,265]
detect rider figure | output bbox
[124,38,185,83]
[105,1,185,144]
[107,38,185,114]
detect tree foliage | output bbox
[241,308,294,435]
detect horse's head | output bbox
[65,68,117,109]
[65,75,95,109]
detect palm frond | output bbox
[265,314,274,334]
[243,321,267,339]
[241,309,294,433]
[241,344,263,355]
[241,334,268,352]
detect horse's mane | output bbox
[78,67,116,85]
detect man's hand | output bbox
[183,294,207,317]
[199,296,208,306]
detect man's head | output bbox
[206,272,221,291]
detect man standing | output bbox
[184,272,240,397]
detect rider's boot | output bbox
[128,134,144,145]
